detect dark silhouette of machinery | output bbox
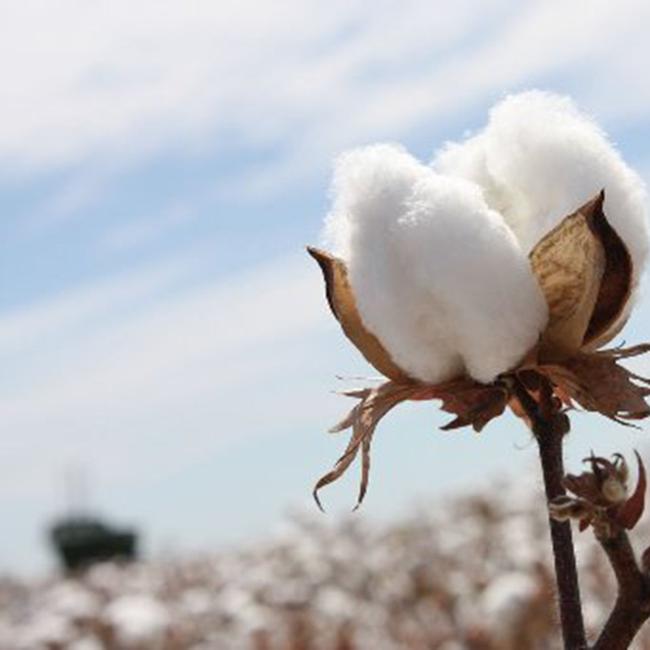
[48,466,138,571]
[50,516,138,571]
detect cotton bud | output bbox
[325,144,548,384]
[559,451,646,533]
[601,476,628,504]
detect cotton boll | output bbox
[481,572,539,640]
[68,638,103,650]
[105,594,170,646]
[325,144,424,261]
[435,91,649,289]
[43,581,100,620]
[397,175,548,382]
[326,145,548,383]
[326,144,464,382]
[434,134,530,238]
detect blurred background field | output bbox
[3,0,650,575]
[3,477,650,650]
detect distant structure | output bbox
[48,466,138,571]
[50,517,138,571]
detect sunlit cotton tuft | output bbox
[325,144,548,384]
[434,91,649,288]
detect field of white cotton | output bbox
[2,478,650,650]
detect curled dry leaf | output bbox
[532,344,650,424]
[312,379,508,510]
[564,470,609,507]
[415,380,509,432]
[312,382,411,511]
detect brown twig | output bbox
[592,529,650,649]
[511,377,587,649]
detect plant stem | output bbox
[592,531,650,649]
[536,424,588,650]
[511,378,587,649]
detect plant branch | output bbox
[512,378,587,650]
[592,529,650,649]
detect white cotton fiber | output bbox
[325,145,548,384]
[434,91,649,286]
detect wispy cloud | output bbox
[0,253,331,499]
[211,0,650,202]
[3,0,648,182]
[100,203,196,252]
[0,256,195,359]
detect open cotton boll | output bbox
[434,91,649,288]
[325,144,424,261]
[325,144,465,382]
[326,145,548,384]
[395,174,549,382]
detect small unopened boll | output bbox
[326,144,548,384]
[600,476,627,504]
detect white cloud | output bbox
[210,0,650,202]
[2,0,648,183]
[0,0,358,173]
[0,258,192,358]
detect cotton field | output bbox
[2,480,650,650]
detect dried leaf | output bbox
[313,382,415,511]
[534,344,650,423]
[412,379,509,432]
[307,247,410,383]
[616,451,646,530]
[530,193,607,355]
[564,472,607,506]
[314,377,508,509]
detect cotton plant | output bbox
[309,91,650,649]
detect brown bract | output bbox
[310,191,650,508]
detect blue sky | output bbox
[2,0,650,573]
